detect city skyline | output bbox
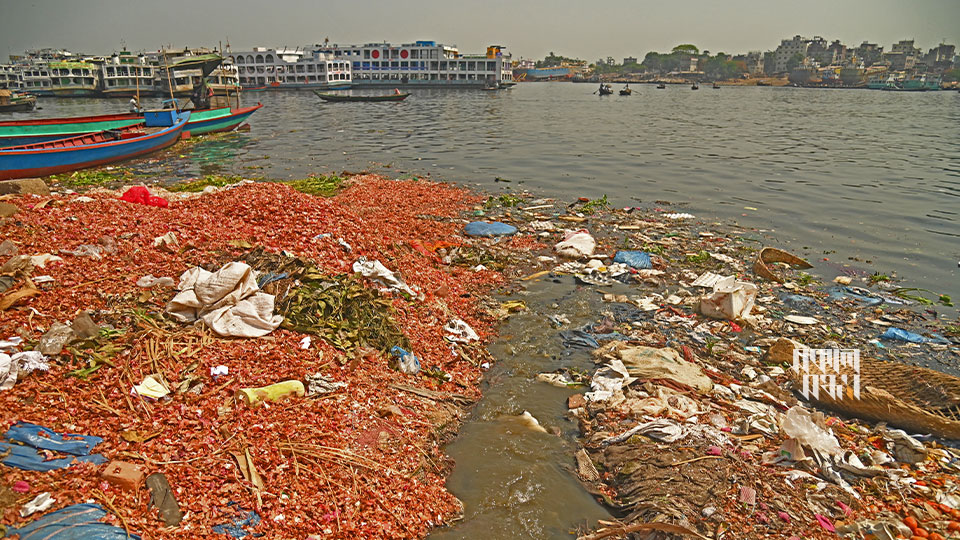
[1,0,958,63]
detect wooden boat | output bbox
[619,87,632,96]
[244,86,268,92]
[0,113,189,180]
[691,82,700,90]
[712,82,720,89]
[313,91,410,102]
[0,94,37,113]
[656,83,666,89]
[0,104,261,147]
[598,85,613,96]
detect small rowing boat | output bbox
[0,112,190,180]
[313,91,410,102]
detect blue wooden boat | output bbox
[0,112,190,180]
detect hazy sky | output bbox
[1,0,957,63]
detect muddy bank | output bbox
[0,175,510,539]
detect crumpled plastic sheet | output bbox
[559,329,600,349]
[352,257,418,298]
[7,503,141,539]
[212,502,263,538]
[463,221,518,237]
[0,422,106,471]
[554,229,596,259]
[20,492,55,517]
[879,327,950,345]
[613,250,652,269]
[826,285,884,307]
[166,262,283,338]
[585,358,636,402]
[0,351,49,390]
[602,418,686,445]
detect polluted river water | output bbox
[7,83,959,538]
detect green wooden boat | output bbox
[313,91,410,102]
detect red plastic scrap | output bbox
[120,186,168,208]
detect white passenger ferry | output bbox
[227,48,351,90]
[99,51,156,98]
[0,65,24,91]
[318,41,513,88]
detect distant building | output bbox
[891,39,921,56]
[762,51,776,75]
[883,51,915,71]
[805,36,831,66]
[773,35,811,72]
[733,51,765,75]
[827,40,848,65]
[623,56,637,65]
[854,42,883,67]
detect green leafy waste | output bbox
[281,175,345,197]
[168,174,253,192]
[49,168,140,188]
[278,267,409,353]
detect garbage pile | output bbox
[0,176,501,539]
[461,193,960,539]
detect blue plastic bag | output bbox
[826,286,883,307]
[0,422,106,472]
[463,221,518,237]
[879,327,949,344]
[390,346,421,374]
[8,503,140,540]
[613,251,652,269]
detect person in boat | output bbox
[128,97,141,114]
[394,88,401,95]
[0,85,10,106]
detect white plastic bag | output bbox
[781,406,841,456]
[554,230,596,259]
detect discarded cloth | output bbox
[0,422,106,471]
[554,230,596,259]
[120,186,168,208]
[463,221,518,237]
[7,503,141,540]
[352,257,418,298]
[166,262,283,338]
[613,250,652,269]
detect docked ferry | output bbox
[99,51,156,98]
[151,50,228,97]
[316,41,512,88]
[227,48,351,90]
[48,61,98,96]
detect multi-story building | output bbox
[853,42,884,67]
[317,41,512,88]
[773,35,812,72]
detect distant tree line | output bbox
[536,52,582,68]
[582,44,750,80]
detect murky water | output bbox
[16,85,959,302]
[430,278,625,540]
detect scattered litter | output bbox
[390,346,421,375]
[236,380,305,406]
[352,257,419,298]
[690,271,729,288]
[554,229,596,259]
[697,275,758,321]
[20,492,55,517]
[7,503,140,539]
[132,374,171,400]
[305,373,347,396]
[784,314,818,325]
[613,250,652,269]
[152,231,180,252]
[879,327,949,344]
[444,318,479,342]
[753,247,813,283]
[0,422,106,471]
[136,274,176,288]
[663,213,694,220]
[120,185,168,208]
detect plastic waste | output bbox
[20,492,55,517]
[390,346,421,375]
[133,374,170,400]
[236,380,306,406]
[152,231,179,252]
[826,285,883,307]
[596,342,714,392]
[120,185,168,208]
[879,327,949,344]
[0,351,49,391]
[554,229,596,259]
[697,276,758,321]
[882,428,928,464]
[7,503,141,539]
[0,422,106,471]
[603,418,686,445]
[444,318,479,342]
[463,221,518,237]
[781,406,841,456]
[613,250,652,269]
[305,373,348,396]
[352,257,418,298]
[60,244,105,260]
[212,502,261,538]
[38,321,75,355]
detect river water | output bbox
[16,85,960,538]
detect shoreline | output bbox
[1,173,959,539]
